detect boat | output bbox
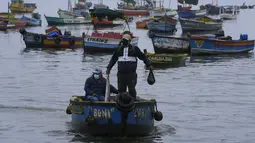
[84,8,139,53]
[146,16,177,33]
[136,18,152,29]
[92,17,125,28]
[117,9,149,16]
[19,16,41,26]
[2,18,28,27]
[19,26,85,49]
[0,13,15,18]
[94,0,109,9]
[189,34,255,55]
[57,9,83,19]
[44,15,91,26]
[84,31,139,53]
[144,49,187,67]
[178,9,207,18]
[72,0,92,16]
[149,9,177,17]
[219,6,237,20]
[9,0,37,13]
[179,16,223,32]
[151,35,190,54]
[66,90,163,136]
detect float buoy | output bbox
[153,111,163,121]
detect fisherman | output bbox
[84,68,119,101]
[106,33,152,100]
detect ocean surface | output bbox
[1,0,255,143]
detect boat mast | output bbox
[68,0,73,11]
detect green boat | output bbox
[44,14,91,26]
[144,49,187,68]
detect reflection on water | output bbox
[190,52,254,63]
[68,124,175,143]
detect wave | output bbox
[0,104,63,112]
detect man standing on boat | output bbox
[106,33,152,100]
[84,68,119,101]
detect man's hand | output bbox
[148,65,153,70]
[106,69,110,75]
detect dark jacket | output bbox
[107,44,151,74]
[84,75,119,96]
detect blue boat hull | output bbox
[189,37,255,55]
[20,16,41,26]
[178,10,206,18]
[69,96,159,136]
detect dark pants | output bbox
[117,72,137,98]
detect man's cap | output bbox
[93,68,102,74]
[122,34,131,41]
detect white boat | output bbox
[219,6,237,20]
[57,9,82,19]
[149,9,177,17]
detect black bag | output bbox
[147,69,155,85]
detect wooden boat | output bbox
[84,31,139,53]
[151,35,190,54]
[44,15,91,26]
[149,9,177,17]
[19,27,85,49]
[0,13,15,18]
[189,34,255,55]
[178,9,207,18]
[92,17,124,28]
[9,0,37,13]
[136,18,152,29]
[19,16,41,26]
[66,93,163,136]
[179,16,223,32]
[219,6,237,20]
[72,0,92,16]
[146,16,177,33]
[2,18,27,27]
[117,9,149,16]
[144,49,187,67]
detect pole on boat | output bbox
[104,74,110,102]
[8,2,10,19]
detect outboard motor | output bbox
[215,29,225,37]
[240,34,248,41]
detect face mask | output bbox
[122,39,129,46]
[93,74,100,80]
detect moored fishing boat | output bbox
[44,15,91,26]
[179,16,223,32]
[9,0,37,13]
[146,16,177,33]
[149,9,177,17]
[84,31,139,53]
[151,35,190,54]
[19,26,85,49]
[57,9,83,19]
[117,9,149,16]
[0,13,15,18]
[189,34,255,55]
[178,9,207,18]
[20,16,41,26]
[144,49,187,67]
[92,17,125,28]
[136,18,152,29]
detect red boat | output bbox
[117,9,149,16]
[91,31,135,39]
